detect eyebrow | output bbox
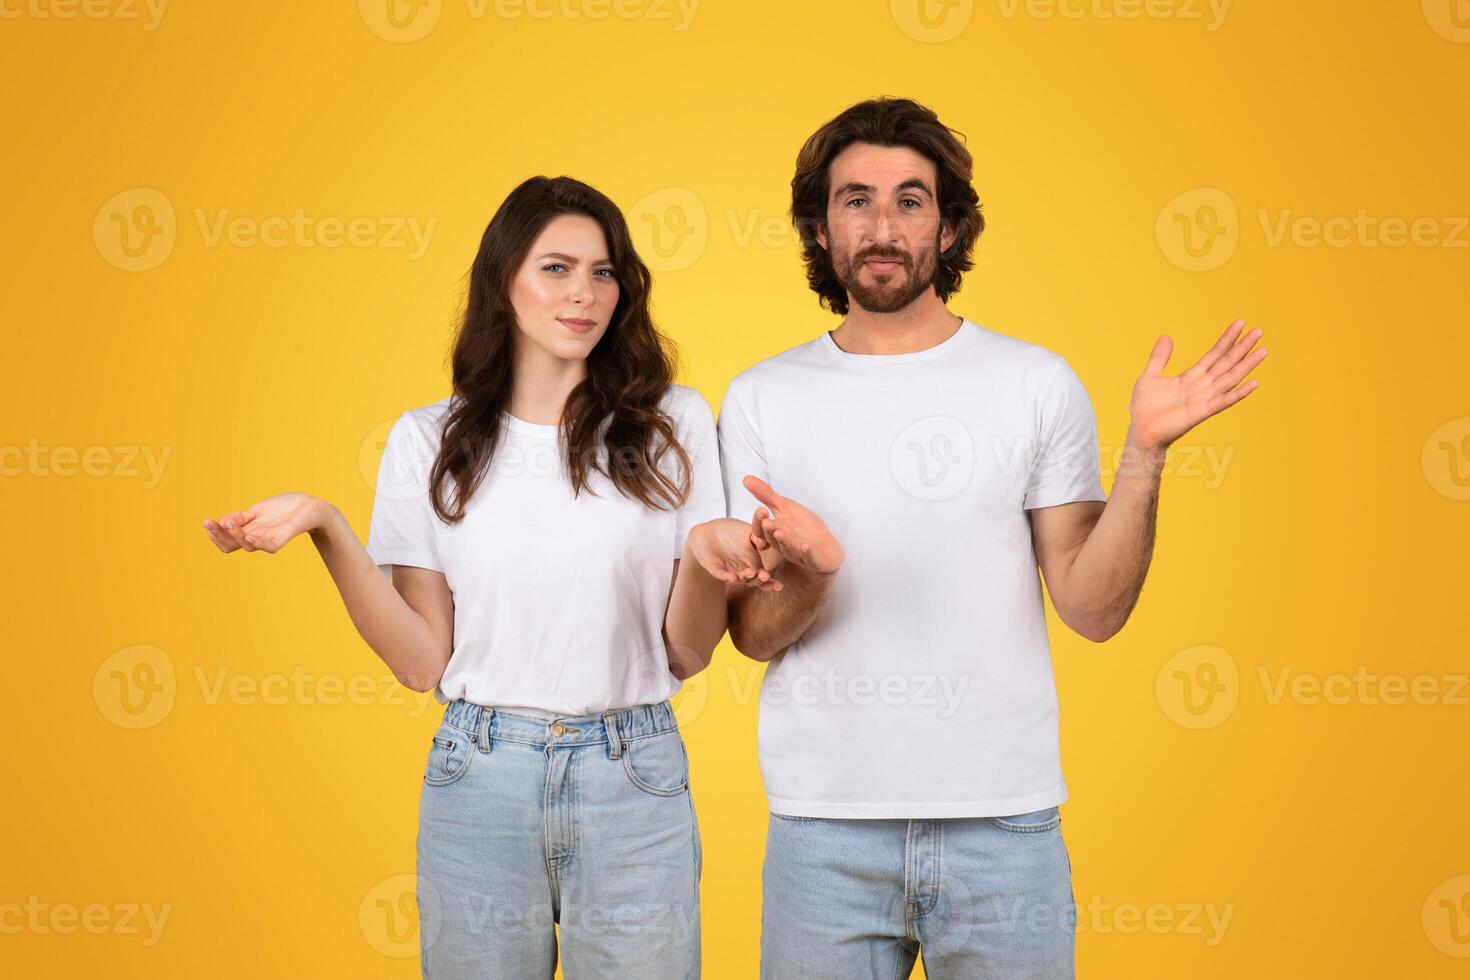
[535,252,613,265]
[831,178,935,200]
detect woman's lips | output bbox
[559,317,597,334]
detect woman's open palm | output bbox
[203,492,323,554]
[688,518,782,591]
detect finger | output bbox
[1190,319,1246,377]
[1207,327,1263,378]
[1214,345,1267,390]
[742,475,785,512]
[1210,379,1259,414]
[1144,335,1173,376]
[226,519,257,552]
[244,527,276,553]
[750,507,771,547]
[202,520,237,553]
[217,517,246,549]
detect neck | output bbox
[829,291,963,355]
[507,341,588,425]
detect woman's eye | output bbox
[543,263,567,273]
[594,268,616,278]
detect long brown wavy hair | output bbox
[790,97,985,316]
[427,176,691,524]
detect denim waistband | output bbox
[440,697,678,754]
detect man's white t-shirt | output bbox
[717,318,1109,818]
[366,384,726,718]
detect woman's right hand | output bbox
[202,493,330,554]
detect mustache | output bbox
[854,246,912,267]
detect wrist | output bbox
[307,498,342,540]
[1120,430,1169,477]
[776,560,838,590]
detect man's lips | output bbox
[862,257,905,274]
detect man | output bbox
[716,97,1266,978]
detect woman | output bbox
[202,175,776,979]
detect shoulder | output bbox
[391,396,454,446]
[659,384,716,438]
[965,320,1072,377]
[722,334,827,401]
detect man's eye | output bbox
[901,198,923,209]
[845,198,868,209]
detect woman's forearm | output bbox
[308,502,451,691]
[662,532,730,679]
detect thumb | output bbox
[1145,335,1173,376]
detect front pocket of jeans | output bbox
[620,732,689,797]
[424,730,473,786]
[988,806,1061,833]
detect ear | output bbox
[814,220,829,252]
[939,216,957,254]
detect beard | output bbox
[831,235,941,314]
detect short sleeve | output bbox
[671,388,727,558]
[716,372,768,521]
[365,411,445,574]
[1022,359,1110,510]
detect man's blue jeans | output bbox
[761,806,1076,978]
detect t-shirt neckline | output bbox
[818,317,975,366]
[500,412,560,438]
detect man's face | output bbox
[816,142,957,314]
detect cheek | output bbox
[509,273,557,320]
[598,281,620,310]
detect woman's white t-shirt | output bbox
[365,384,726,717]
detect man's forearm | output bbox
[1062,437,1168,641]
[726,562,836,662]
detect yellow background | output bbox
[4,0,1468,976]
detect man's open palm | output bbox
[1129,318,1267,451]
[743,475,844,575]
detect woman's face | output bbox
[508,213,620,364]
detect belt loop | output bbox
[477,707,494,754]
[602,710,623,759]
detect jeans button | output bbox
[551,722,565,736]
